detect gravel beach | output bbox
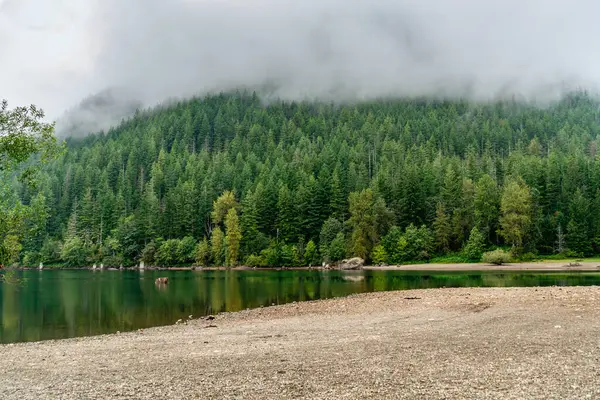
[2,286,600,399]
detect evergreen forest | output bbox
[4,91,600,267]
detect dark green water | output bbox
[1,269,600,344]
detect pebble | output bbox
[2,286,599,399]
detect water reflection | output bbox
[1,269,599,343]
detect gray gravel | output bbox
[2,286,600,399]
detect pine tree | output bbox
[433,202,451,253]
[474,174,499,241]
[566,189,591,255]
[8,92,600,266]
[347,189,378,260]
[297,177,322,241]
[139,181,161,239]
[462,227,486,261]
[276,185,298,243]
[555,224,566,254]
[240,189,262,257]
[329,170,346,221]
[78,188,97,245]
[319,217,343,260]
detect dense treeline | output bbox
[8,91,600,267]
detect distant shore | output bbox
[2,286,600,399]
[8,260,600,272]
[365,261,600,271]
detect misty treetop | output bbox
[9,90,600,267]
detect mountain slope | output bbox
[16,90,600,266]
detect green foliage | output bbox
[382,226,403,264]
[212,191,239,225]
[259,242,294,267]
[371,245,388,265]
[152,237,196,266]
[0,199,25,266]
[433,202,451,253]
[429,253,467,264]
[61,237,88,267]
[0,234,22,266]
[224,208,242,266]
[0,100,61,175]
[141,241,158,265]
[240,189,265,256]
[195,238,211,266]
[7,91,600,266]
[39,238,62,264]
[245,254,263,267]
[348,189,390,261]
[515,252,537,262]
[177,236,197,264]
[304,240,319,266]
[155,239,180,266]
[453,178,475,246]
[0,100,60,267]
[482,249,512,265]
[566,189,592,256]
[111,216,144,265]
[319,217,343,261]
[277,185,298,243]
[498,177,532,250]
[210,227,225,266]
[462,227,487,261]
[103,254,124,267]
[327,233,346,262]
[382,224,433,264]
[474,174,499,239]
[400,224,434,262]
[279,244,297,267]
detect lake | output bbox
[1,269,600,344]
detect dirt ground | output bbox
[1,286,600,399]
[365,261,600,271]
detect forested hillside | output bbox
[9,91,600,267]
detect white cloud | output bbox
[0,0,96,117]
[2,0,600,130]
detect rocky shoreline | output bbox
[2,286,600,399]
[8,259,600,272]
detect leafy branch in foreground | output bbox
[0,99,60,267]
[1,100,63,183]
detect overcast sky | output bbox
[2,0,600,124]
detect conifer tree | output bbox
[433,202,451,253]
[348,189,378,260]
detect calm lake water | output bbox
[1,269,600,344]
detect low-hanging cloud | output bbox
[2,0,600,136]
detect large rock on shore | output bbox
[338,257,364,270]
